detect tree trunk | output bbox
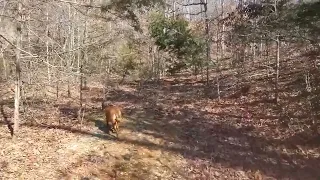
[204,0,210,86]
[82,0,90,90]
[275,35,280,103]
[67,1,74,98]
[13,0,23,135]
[46,2,50,84]
[0,1,8,80]
[275,0,280,104]
[0,49,7,80]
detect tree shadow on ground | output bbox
[100,80,320,180]
[3,98,318,180]
[130,107,319,179]
[0,121,117,140]
[8,102,318,180]
[3,78,317,179]
[54,103,79,119]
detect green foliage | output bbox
[294,1,320,24]
[184,36,206,68]
[101,0,164,10]
[149,12,194,57]
[282,1,320,43]
[117,40,140,75]
[148,12,206,74]
[148,13,168,49]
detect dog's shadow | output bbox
[93,119,117,137]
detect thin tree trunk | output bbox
[13,0,23,134]
[46,1,50,84]
[216,25,221,100]
[260,36,263,59]
[20,82,26,113]
[275,0,280,104]
[76,4,84,126]
[157,48,161,80]
[275,35,280,103]
[67,2,74,98]
[218,0,225,100]
[204,0,210,86]
[0,49,6,80]
[78,65,83,128]
[82,0,90,89]
[27,13,32,84]
[152,46,156,79]
[0,1,8,80]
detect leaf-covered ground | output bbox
[0,75,320,180]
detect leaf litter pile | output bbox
[1,76,320,180]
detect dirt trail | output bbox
[0,82,194,180]
[0,108,189,180]
[57,109,190,180]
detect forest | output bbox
[0,0,319,179]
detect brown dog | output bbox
[102,103,122,136]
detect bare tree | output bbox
[0,0,8,80]
[13,0,23,134]
[274,0,280,104]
